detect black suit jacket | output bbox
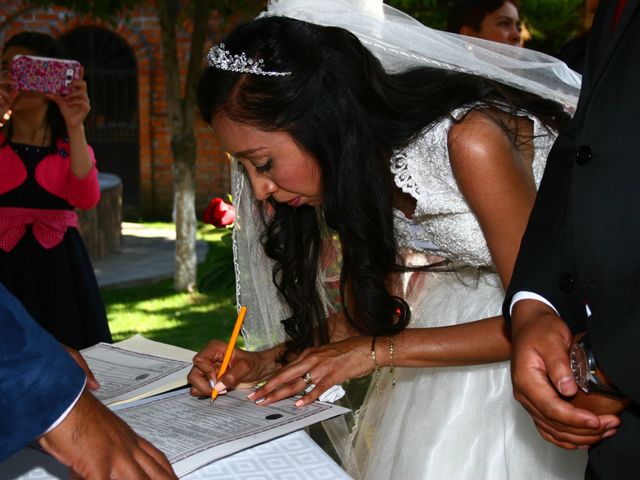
[504,1,640,478]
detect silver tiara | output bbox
[207,44,291,77]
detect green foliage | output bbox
[25,0,142,18]
[386,0,449,29]
[25,0,266,21]
[214,0,267,22]
[198,228,235,292]
[520,0,584,54]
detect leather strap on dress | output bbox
[0,207,78,252]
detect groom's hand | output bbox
[510,300,620,449]
[567,333,630,416]
[569,388,629,416]
[38,390,176,479]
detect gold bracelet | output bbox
[371,335,381,394]
[388,336,396,388]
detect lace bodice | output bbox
[391,105,556,267]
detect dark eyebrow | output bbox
[232,147,266,158]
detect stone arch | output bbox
[58,26,141,206]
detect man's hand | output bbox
[569,389,629,416]
[38,390,177,479]
[567,333,630,416]
[510,300,620,449]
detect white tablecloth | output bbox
[0,430,352,480]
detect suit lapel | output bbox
[576,0,639,120]
[601,0,638,64]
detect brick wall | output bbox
[0,1,254,218]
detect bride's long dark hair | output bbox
[197,16,569,354]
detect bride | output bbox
[188,1,587,478]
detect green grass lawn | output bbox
[101,223,242,353]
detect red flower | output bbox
[203,197,236,227]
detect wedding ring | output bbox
[301,372,313,386]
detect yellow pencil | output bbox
[210,305,247,405]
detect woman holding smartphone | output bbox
[0,32,111,349]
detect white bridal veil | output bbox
[265,0,581,110]
[230,0,581,475]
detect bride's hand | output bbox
[188,340,273,398]
[249,335,374,407]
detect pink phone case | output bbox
[11,54,81,96]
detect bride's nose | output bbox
[250,175,278,201]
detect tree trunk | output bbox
[173,158,197,291]
[157,0,210,291]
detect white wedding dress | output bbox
[347,106,588,479]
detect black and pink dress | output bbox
[0,133,111,349]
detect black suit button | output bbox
[559,273,574,293]
[576,145,591,165]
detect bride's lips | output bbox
[287,196,302,207]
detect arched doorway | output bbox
[59,27,140,208]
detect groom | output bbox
[504,0,640,478]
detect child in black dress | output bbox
[0,32,111,349]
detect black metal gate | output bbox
[59,27,139,207]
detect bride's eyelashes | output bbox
[255,158,273,173]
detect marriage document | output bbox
[81,335,194,406]
[112,388,349,477]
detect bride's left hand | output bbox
[249,335,374,407]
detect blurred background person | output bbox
[448,0,523,47]
[0,32,111,349]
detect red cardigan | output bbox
[0,133,100,210]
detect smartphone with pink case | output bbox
[11,54,81,96]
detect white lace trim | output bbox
[391,104,556,267]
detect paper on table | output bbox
[0,430,353,480]
[113,334,196,361]
[112,388,350,478]
[4,335,351,479]
[81,335,194,406]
